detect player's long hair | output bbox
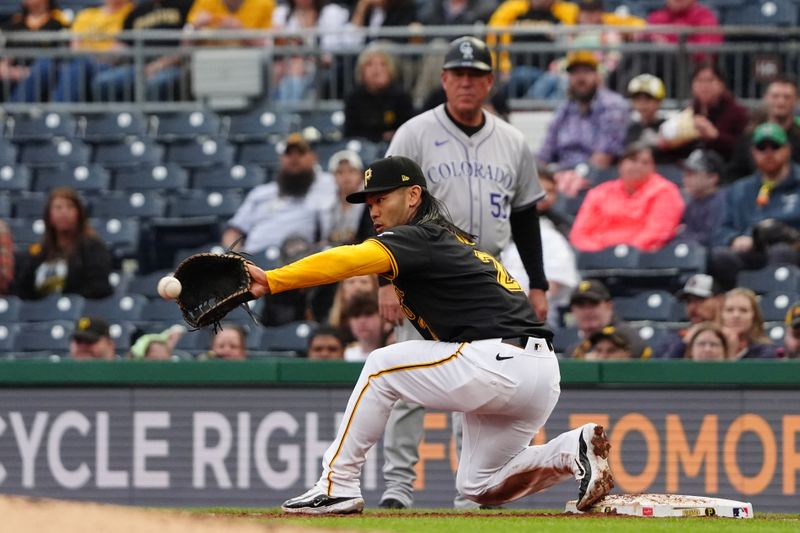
[410,189,475,241]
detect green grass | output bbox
[199,508,800,532]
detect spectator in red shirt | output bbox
[569,143,685,252]
[646,0,722,49]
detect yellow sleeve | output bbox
[188,0,217,24]
[266,240,393,294]
[487,0,529,74]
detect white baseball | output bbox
[157,276,182,300]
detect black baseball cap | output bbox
[442,36,493,73]
[683,149,724,175]
[72,316,110,343]
[346,156,427,204]
[569,279,611,305]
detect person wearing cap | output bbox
[655,274,723,359]
[584,326,634,361]
[710,121,800,290]
[70,317,117,360]
[323,150,373,246]
[565,279,650,359]
[245,155,612,515]
[675,148,725,247]
[379,35,551,509]
[727,75,800,183]
[537,49,629,196]
[623,73,684,165]
[570,142,684,252]
[780,302,800,358]
[223,131,336,254]
[343,43,414,143]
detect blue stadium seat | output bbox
[236,142,282,169]
[315,138,385,169]
[7,217,44,248]
[0,141,18,165]
[141,299,185,324]
[92,191,168,219]
[174,327,213,355]
[577,245,641,276]
[0,323,18,353]
[152,111,221,142]
[127,270,174,299]
[767,322,785,344]
[108,321,137,353]
[638,240,707,275]
[138,217,222,273]
[721,0,798,26]
[80,111,148,143]
[0,295,21,323]
[192,164,267,190]
[34,164,110,193]
[759,291,798,322]
[9,112,77,142]
[166,139,235,168]
[613,291,681,322]
[225,109,299,143]
[13,191,47,218]
[552,326,580,355]
[737,263,800,294]
[15,320,73,353]
[656,164,684,185]
[93,138,164,169]
[258,320,318,354]
[0,164,31,192]
[83,293,147,323]
[90,217,141,260]
[168,190,242,218]
[636,323,674,350]
[114,163,188,191]
[297,110,345,142]
[19,294,86,322]
[20,139,91,168]
[173,242,226,265]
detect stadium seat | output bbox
[192,164,267,190]
[152,111,222,142]
[637,323,674,351]
[315,138,385,169]
[114,163,188,191]
[138,217,222,273]
[297,110,345,142]
[577,245,641,276]
[174,327,213,355]
[93,138,164,169]
[613,291,681,322]
[0,141,18,165]
[15,320,73,353]
[552,326,580,355]
[108,321,137,353]
[258,320,318,354]
[19,294,86,322]
[127,270,174,299]
[166,138,235,168]
[83,293,147,323]
[13,191,48,218]
[638,240,707,275]
[767,323,785,344]
[738,264,800,294]
[20,139,91,167]
[759,291,798,322]
[34,164,110,192]
[80,111,148,143]
[173,242,226,265]
[90,217,141,260]
[225,109,299,143]
[0,295,22,323]
[0,194,10,218]
[0,164,31,192]
[141,299,186,324]
[9,111,77,142]
[7,217,44,248]
[0,323,18,354]
[721,0,798,26]
[91,190,168,219]
[236,142,282,169]
[656,164,684,185]
[168,190,242,218]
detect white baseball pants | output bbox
[313,337,583,505]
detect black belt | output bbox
[501,337,554,351]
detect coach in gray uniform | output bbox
[378,36,549,509]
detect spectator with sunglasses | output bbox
[710,123,800,290]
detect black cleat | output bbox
[575,424,614,512]
[378,498,407,509]
[281,487,365,515]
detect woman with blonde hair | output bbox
[16,187,113,300]
[720,288,778,359]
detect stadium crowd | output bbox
[2,0,800,361]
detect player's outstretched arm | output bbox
[247,263,270,299]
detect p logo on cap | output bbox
[364,168,372,187]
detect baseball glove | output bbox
[173,252,256,330]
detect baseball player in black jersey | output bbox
[246,156,613,514]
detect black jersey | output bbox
[370,223,552,343]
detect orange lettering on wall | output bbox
[569,414,610,431]
[413,413,448,490]
[609,413,660,493]
[666,414,718,493]
[723,414,776,495]
[782,415,800,495]
[530,426,547,446]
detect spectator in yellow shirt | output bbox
[187,0,274,30]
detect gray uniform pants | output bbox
[380,321,479,508]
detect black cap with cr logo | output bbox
[442,36,493,73]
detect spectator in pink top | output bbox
[646,0,722,48]
[569,143,685,252]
